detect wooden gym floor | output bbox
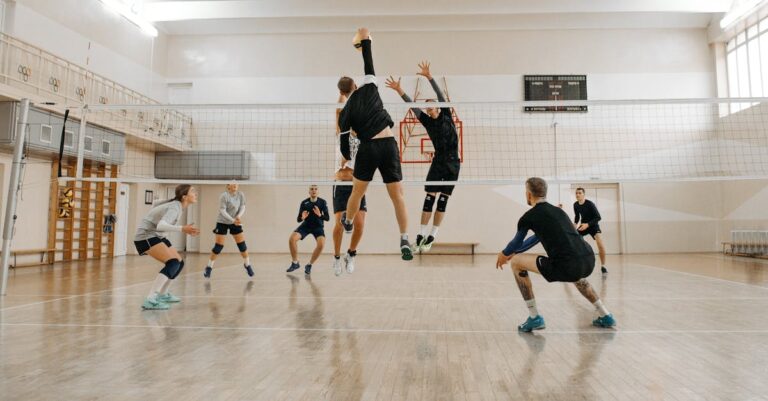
[1,253,767,400]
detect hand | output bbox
[496,251,513,270]
[182,224,200,236]
[301,210,310,220]
[417,61,432,80]
[577,223,588,231]
[313,206,322,217]
[385,76,403,95]
[234,217,241,226]
[357,27,370,40]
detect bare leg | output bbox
[310,236,326,264]
[289,232,301,262]
[510,254,541,301]
[594,234,607,266]
[350,211,366,251]
[431,193,449,227]
[333,212,344,256]
[574,279,599,303]
[345,179,369,223]
[385,181,409,234]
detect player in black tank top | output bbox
[496,178,616,332]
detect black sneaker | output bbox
[304,264,312,275]
[601,266,608,275]
[203,266,212,278]
[341,212,353,233]
[422,235,435,252]
[244,264,254,277]
[400,238,413,261]
[286,262,301,273]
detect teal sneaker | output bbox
[158,293,181,303]
[592,314,616,328]
[142,297,170,310]
[518,315,546,332]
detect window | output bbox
[102,139,111,156]
[725,16,768,112]
[84,136,93,152]
[64,130,74,148]
[40,124,52,143]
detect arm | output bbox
[297,204,304,223]
[502,230,540,256]
[322,202,330,222]
[573,203,580,224]
[157,220,182,233]
[361,34,374,76]
[428,78,446,102]
[417,61,447,103]
[585,202,602,226]
[385,76,424,119]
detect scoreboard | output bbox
[524,75,587,112]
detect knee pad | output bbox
[436,194,449,212]
[212,243,224,254]
[160,258,181,279]
[422,194,436,212]
[518,270,529,278]
[237,241,248,252]
[171,260,185,279]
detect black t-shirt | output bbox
[573,200,601,227]
[417,109,459,163]
[518,202,593,263]
[296,197,330,229]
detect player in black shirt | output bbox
[385,61,460,253]
[496,177,615,332]
[287,185,329,275]
[338,27,412,261]
[574,187,608,275]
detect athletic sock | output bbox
[347,249,357,257]
[207,259,215,268]
[335,255,341,259]
[160,278,173,295]
[526,299,539,318]
[401,233,408,241]
[430,226,439,238]
[420,225,428,236]
[148,274,169,299]
[292,260,298,264]
[244,257,250,266]
[593,299,610,317]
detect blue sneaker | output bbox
[203,266,212,278]
[518,315,546,332]
[142,297,170,310]
[304,264,312,275]
[244,264,254,277]
[592,314,616,328]
[341,212,353,233]
[286,262,301,273]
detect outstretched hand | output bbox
[385,76,403,94]
[496,252,513,270]
[417,61,432,80]
[357,27,370,40]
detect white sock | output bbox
[420,225,428,236]
[207,259,215,268]
[244,257,250,266]
[593,299,610,317]
[526,299,539,318]
[148,274,169,299]
[160,279,174,295]
[430,226,439,237]
[401,233,408,241]
[292,260,298,264]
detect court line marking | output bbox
[2,321,768,335]
[630,263,768,291]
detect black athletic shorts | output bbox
[578,225,602,239]
[295,225,325,240]
[536,253,595,283]
[353,137,402,183]
[134,237,172,256]
[333,184,367,213]
[425,160,460,195]
[213,222,244,235]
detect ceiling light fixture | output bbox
[98,0,158,37]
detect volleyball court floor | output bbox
[1,253,767,400]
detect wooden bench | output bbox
[1,248,56,268]
[418,242,479,255]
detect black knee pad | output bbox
[160,258,181,279]
[171,260,185,279]
[212,243,224,254]
[237,241,247,252]
[436,194,449,212]
[518,271,529,278]
[422,194,436,212]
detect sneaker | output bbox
[286,262,301,273]
[142,297,170,310]
[304,264,312,275]
[601,266,608,276]
[341,212,353,233]
[400,238,413,261]
[414,235,424,253]
[518,315,546,332]
[592,314,616,328]
[244,264,254,277]
[344,253,355,273]
[333,257,343,276]
[203,266,212,278]
[421,236,435,253]
[158,292,181,303]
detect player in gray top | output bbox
[204,183,253,278]
[133,184,200,310]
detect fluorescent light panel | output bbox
[98,0,158,37]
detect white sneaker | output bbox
[344,253,355,274]
[333,257,343,276]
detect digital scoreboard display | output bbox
[524,75,587,112]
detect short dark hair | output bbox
[575,187,585,194]
[525,177,547,198]
[425,99,435,103]
[337,77,355,95]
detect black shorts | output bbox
[294,225,325,240]
[353,137,402,183]
[425,160,460,195]
[536,254,595,283]
[213,222,244,235]
[578,225,602,239]
[134,237,172,256]
[333,184,367,213]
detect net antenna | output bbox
[398,77,464,164]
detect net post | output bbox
[75,106,88,179]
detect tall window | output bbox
[726,18,768,111]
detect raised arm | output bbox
[358,28,375,77]
[385,76,425,119]
[417,61,447,102]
